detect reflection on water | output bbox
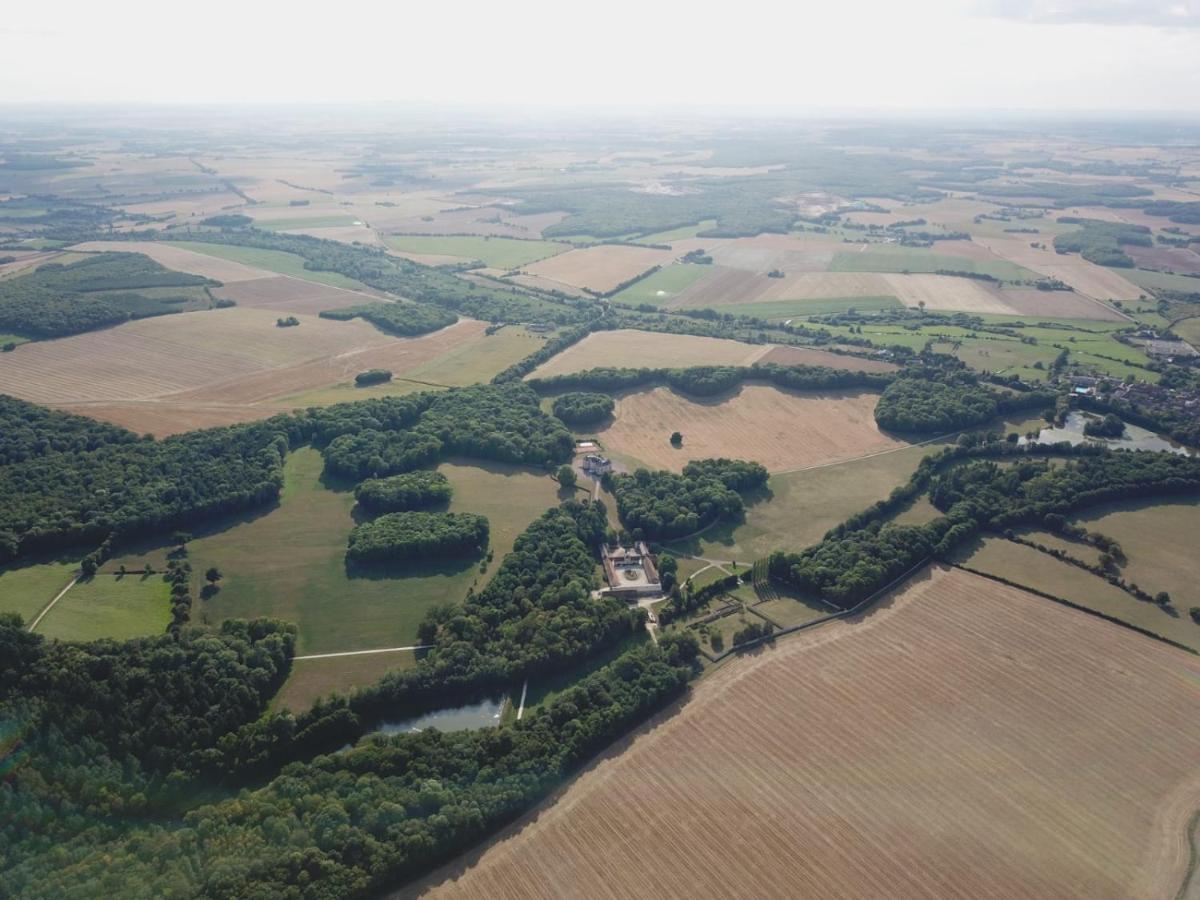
[1022,411,1194,456]
[376,696,506,735]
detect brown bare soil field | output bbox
[410,566,1200,900]
[1127,245,1200,276]
[522,245,676,293]
[591,385,901,472]
[976,236,1143,301]
[993,287,1128,321]
[755,345,898,372]
[214,275,377,313]
[70,240,269,282]
[530,329,770,378]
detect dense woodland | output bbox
[354,470,453,513]
[550,391,614,425]
[0,395,140,464]
[607,459,767,540]
[0,252,216,338]
[530,361,892,398]
[319,302,457,337]
[346,510,489,562]
[874,373,1053,433]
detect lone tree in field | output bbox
[556,465,577,490]
[205,567,222,584]
[670,431,683,447]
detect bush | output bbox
[355,368,393,387]
[557,464,578,489]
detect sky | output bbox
[2,0,1199,113]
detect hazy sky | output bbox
[2,0,1199,112]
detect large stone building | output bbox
[600,541,662,598]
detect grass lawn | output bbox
[610,263,711,306]
[829,247,1039,282]
[108,448,562,660]
[1073,498,1200,616]
[273,649,421,713]
[36,573,171,642]
[166,241,368,290]
[0,552,81,624]
[1172,317,1200,349]
[751,595,832,629]
[281,326,546,406]
[0,333,29,347]
[953,535,1200,651]
[384,235,568,269]
[707,296,903,320]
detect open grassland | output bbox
[0,553,80,624]
[273,650,420,713]
[592,385,904,473]
[1122,268,1200,294]
[386,206,569,240]
[71,241,269,283]
[1174,318,1200,350]
[954,536,1200,651]
[530,329,769,377]
[165,241,369,290]
[35,574,170,642]
[609,263,712,306]
[412,566,1200,900]
[707,295,903,319]
[1073,499,1200,617]
[383,235,567,269]
[520,244,676,293]
[131,449,561,663]
[666,440,955,562]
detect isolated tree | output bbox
[670,431,683,446]
[556,465,577,489]
[1155,591,1171,607]
[205,567,222,584]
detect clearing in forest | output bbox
[411,566,1200,900]
[590,384,903,473]
[34,574,171,642]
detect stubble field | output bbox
[590,384,903,473]
[411,566,1200,900]
[519,244,676,293]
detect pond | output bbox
[1022,411,1194,456]
[375,695,507,735]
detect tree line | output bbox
[347,510,489,562]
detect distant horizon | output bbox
[4,0,1199,112]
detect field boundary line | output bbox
[28,576,79,632]
[951,564,1198,656]
[294,644,432,661]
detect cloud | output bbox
[980,0,1200,27]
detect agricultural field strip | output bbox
[415,565,1200,899]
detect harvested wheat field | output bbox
[0,310,486,433]
[521,244,675,293]
[215,275,381,313]
[592,385,902,472]
[70,240,270,282]
[755,344,897,372]
[976,236,1144,302]
[672,268,892,309]
[409,566,1200,900]
[530,329,771,378]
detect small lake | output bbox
[1022,411,1194,456]
[375,695,506,735]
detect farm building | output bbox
[582,454,612,476]
[601,542,662,597]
